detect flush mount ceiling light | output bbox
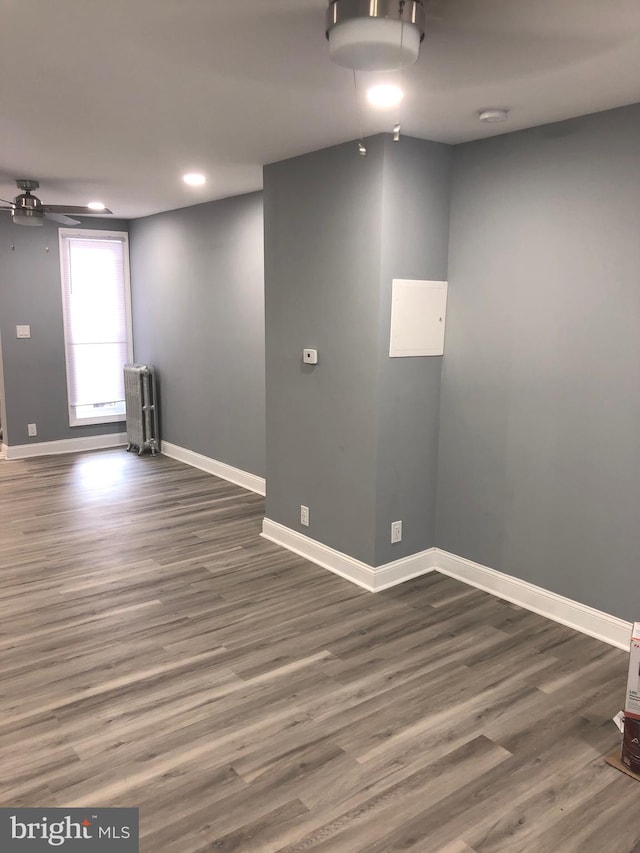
[367,83,404,108]
[478,108,510,124]
[87,201,106,211]
[182,173,206,186]
[326,0,426,71]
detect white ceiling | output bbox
[1,0,640,219]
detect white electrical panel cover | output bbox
[389,279,448,357]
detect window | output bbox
[59,229,133,426]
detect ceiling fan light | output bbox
[326,1,425,71]
[328,17,420,71]
[12,209,44,226]
[87,201,106,211]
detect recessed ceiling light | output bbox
[87,201,106,211]
[367,84,404,109]
[183,173,206,186]
[478,108,510,124]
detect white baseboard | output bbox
[4,432,127,460]
[434,549,632,651]
[261,518,436,592]
[258,521,630,650]
[3,429,629,650]
[161,441,266,496]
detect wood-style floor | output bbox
[0,449,637,852]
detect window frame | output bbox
[58,228,134,427]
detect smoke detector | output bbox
[478,108,510,124]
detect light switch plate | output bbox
[16,325,31,339]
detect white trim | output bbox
[161,441,266,496]
[257,522,630,649]
[260,518,436,592]
[68,409,126,427]
[4,432,127,460]
[434,549,632,651]
[2,427,629,650]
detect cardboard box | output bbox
[625,622,640,720]
[606,625,640,781]
[606,749,640,782]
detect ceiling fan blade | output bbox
[43,204,113,215]
[44,211,81,226]
[0,198,16,207]
[0,206,15,211]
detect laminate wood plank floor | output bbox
[0,449,637,852]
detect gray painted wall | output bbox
[264,135,452,566]
[437,103,640,621]
[129,192,265,477]
[0,328,6,439]
[0,216,129,445]
[375,136,452,564]
[3,104,636,623]
[264,138,385,564]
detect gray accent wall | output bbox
[437,104,640,621]
[0,216,129,446]
[264,135,452,566]
[375,136,452,564]
[264,138,385,564]
[129,192,265,477]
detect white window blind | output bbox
[59,230,132,425]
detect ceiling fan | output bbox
[0,179,112,226]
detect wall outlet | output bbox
[391,520,402,544]
[300,505,309,527]
[27,423,37,437]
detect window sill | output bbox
[69,414,126,427]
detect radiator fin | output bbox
[124,363,159,456]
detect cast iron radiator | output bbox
[124,363,159,456]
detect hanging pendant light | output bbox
[326,0,426,72]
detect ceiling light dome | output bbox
[326,0,426,71]
[12,191,44,226]
[12,209,44,226]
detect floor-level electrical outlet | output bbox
[300,505,309,527]
[391,520,402,544]
[27,423,37,437]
